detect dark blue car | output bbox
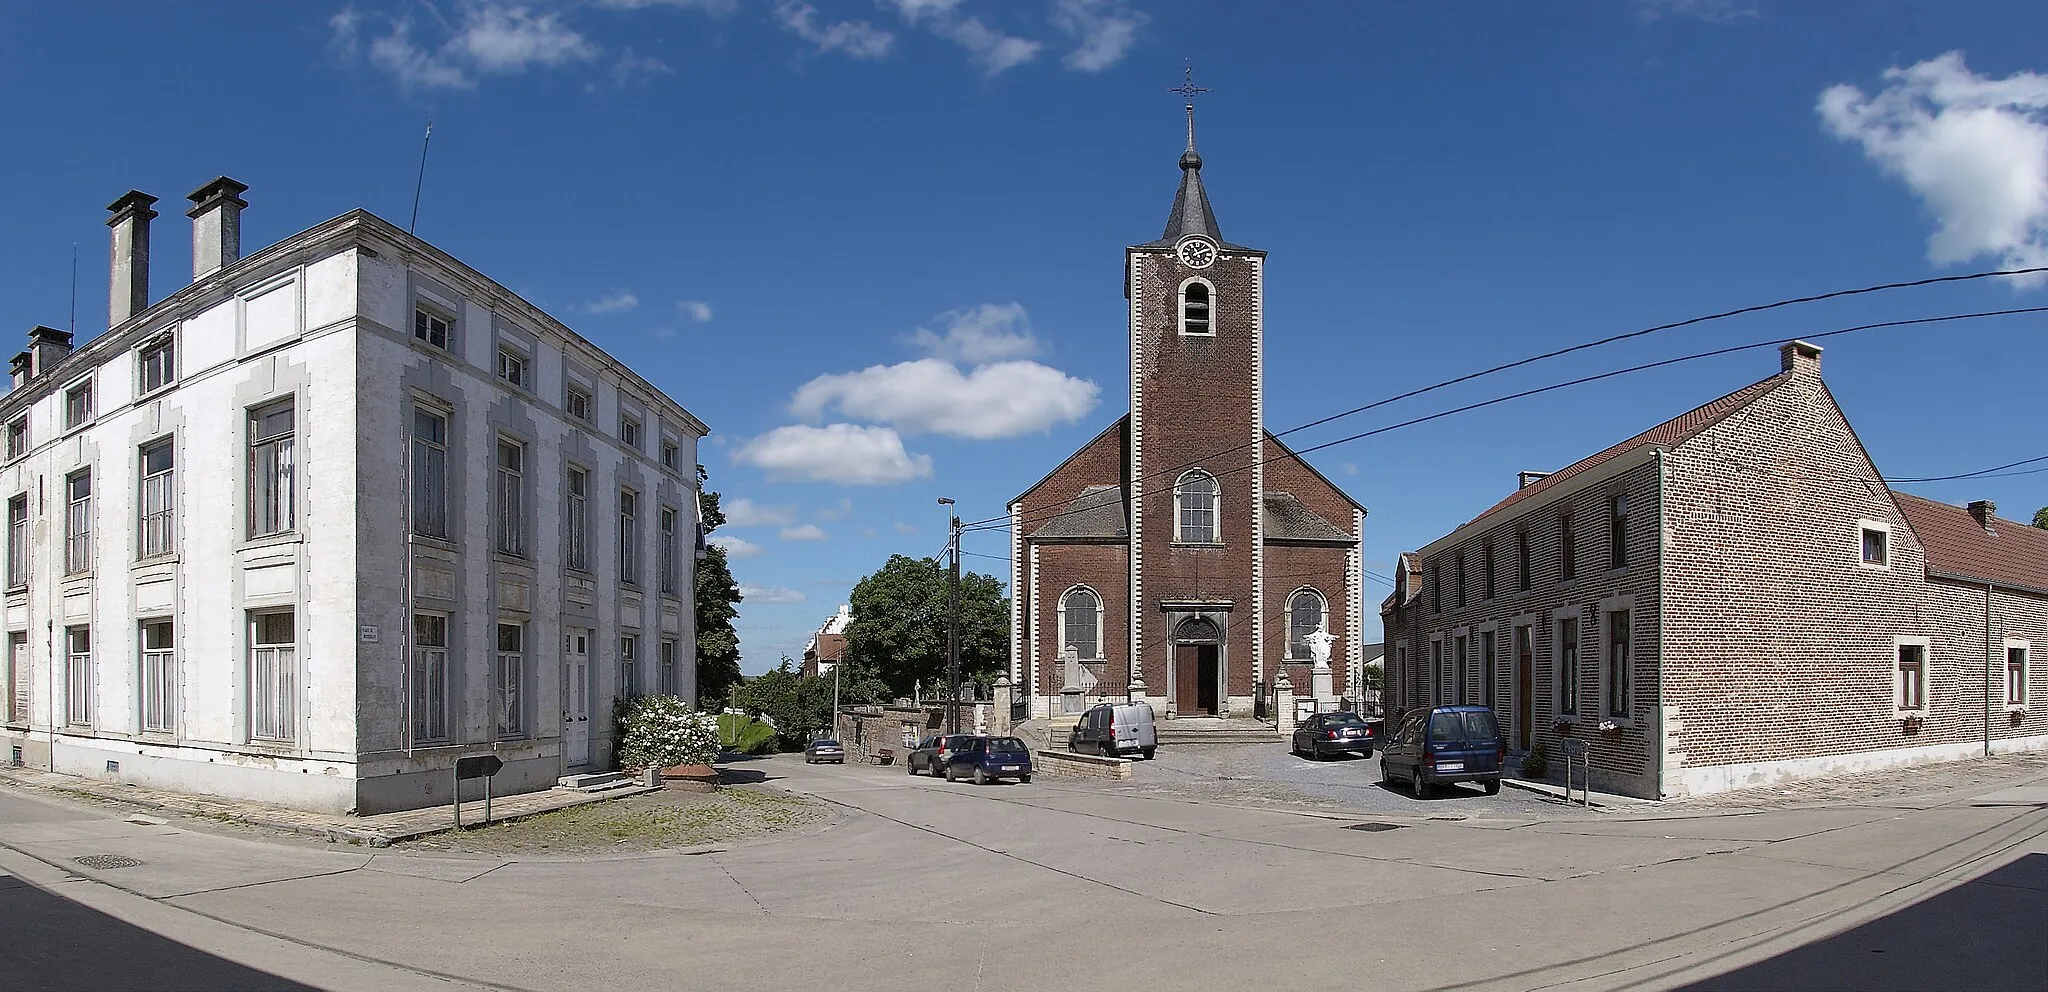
[1380,705,1504,797]
[944,735,1034,784]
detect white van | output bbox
[1068,702,1158,759]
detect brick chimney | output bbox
[1517,471,1551,490]
[187,176,248,280]
[1968,500,1997,535]
[9,352,30,390]
[107,190,159,327]
[28,326,72,377]
[1780,339,1822,376]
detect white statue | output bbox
[1307,623,1337,670]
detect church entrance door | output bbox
[1174,645,1221,715]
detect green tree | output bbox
[694,469,744,709]
[734,657,835,748]
[843,554,1009,701]
[2034,506,2048,531]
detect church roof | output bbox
[1139,104,1249,251]
[1027,485,1129,540]
[1263,493,1353,542]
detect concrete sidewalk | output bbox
[1500,773,1648,808]
[0,765,657,846]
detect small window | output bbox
[2006,643,2029,708]
[620,415,642,451]
[1861,526,1889,567]
[64,380,93,431]
[497,348,528,388]
[1609,492,1628,569]
[565,385,592,422]
[1896,642,1926,713]
[140,619,176,734]
[1180,280,1213,335]
[1559,512,1577,582]
[139,439,175,559]
[413,307,450,350]
[139,336,176,393]
[661,440,679,471]
[4,417,25,461]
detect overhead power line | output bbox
[952,264,2048,534]
[1887,453,2048,484]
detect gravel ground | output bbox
[1097,743,1596,818]
[393,786,833,856]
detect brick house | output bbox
[801,604,849,679]
[1382,340,2045,799]
[1008,107,1366,721]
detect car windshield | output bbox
[812,740,840,747]
[986,737,1029,754]
[944,735,976,748]
[1324,712,1365,725]
[1428,710,1499,742]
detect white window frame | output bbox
[1600,596,1633,724]
[1859,520,1891,570]
[1285,587,1327,661]
[619,488,640,584]
[1173,469,1221,545]
[4,416,26,462]
[496,622,525,739]
[1893,635,1930,718]
[2005,639,2030,712]
[661,439,679,471]
[63,468,91,576]
[411,405,450,540]
[1058,585,1103,662]
[413,305,451,350]
[659,505,680,595]
[7,630,28,726]
[247,399,296,539]
[65,625,91,727]
[249,610,296,743]
[495,438,525,556]
[140,619,175,734]
[619,414,642,451]
[6,493,28,589]
[659,637,679,696]
[566,466,590,572]
[496,347,528,389]
[138,334,176,395]
[63,377,93,431]
[1553,606,1582,720]
[1177,277,1216,336]
[413,613,450,743]
[619,633,640,700]
[139,437,176,559]
[565,383,593,422]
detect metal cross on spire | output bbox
[1168,60,1210,159]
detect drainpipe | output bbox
[1985,582,1994,758]
[1653,448,1668,798]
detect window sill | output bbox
[2005,704,2030,714]
[133,553,179,568]
[1557,579,1578,591]
[136,384,176,402]
[492,551,531,567]
[410,534,458,552]
[1859,562,1891,571]
[1893,710,1929,721]
[1606,565,1630,576]
[239,531,303,553]
[1598,716,1634,730]
[1171,541,1225,549]
[63,570,92,581]
[4,585,25,596]
[1552,714,1581,726]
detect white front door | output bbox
[563,629,591,768]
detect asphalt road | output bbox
[1123,741,1585,816]
[1,755,2045,992]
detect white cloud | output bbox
[724,498,797,527]
[936,16,1040,76]
[677,300,715,322]
[791,358,1098,439]
[903,302,1039,363]
[1050,0,1145,73]
[776,1,894,59]
[709,534,764,558]
[1820,52,2048,285]
[893,521,919,535]
[739,584,807,604]
[1341,462,1359,477]
[340,2,598,91]
[1635,0,1759,23]
[735,424,933,484]
[610,50,674,87]
[815,498,854,521]
[780,523,829,541]
[582,289,639,314]
[598,0,736,11]
[881,0,962,22]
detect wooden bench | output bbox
[869,748,895,766]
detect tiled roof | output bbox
[1893,493,2048,594]
[1263,493,1352,541]
[1028,485,1128,540]
[1460,371,1794,531]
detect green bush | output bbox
[718,713,781,755]
[1521,739,1549,779]
[616,695,722,770]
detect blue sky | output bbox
[4,1,2047,672]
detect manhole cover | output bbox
[1343,822,1407,832]
[74,854,145,870]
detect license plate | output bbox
[1343,729,1358,737]
[1437,762,1464,772]
[1001,765,1020,771]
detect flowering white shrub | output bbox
[617,695,722,770]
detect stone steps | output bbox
[1156,722,1284,745]
[558,772,636,793]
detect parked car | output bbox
[803,739,845,764]
[1068,702,1158,759]
[944,735,1034,784]
[1379,705,1504,796]
[1290,710,1377,759]
[907,734,979,777]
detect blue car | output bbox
[944,735,1034,784]
[1380,705,1504,797]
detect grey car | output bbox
[906,734,978,777]
[1291,711,1378,759]
[803,739,845,764]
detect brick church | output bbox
[1007,106,1366,721]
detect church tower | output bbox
[1125,99,1267,716]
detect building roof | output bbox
[1458,370,1795,532]
[1263,493,1352,542]
[1140,105,1248,251]
[1027,485,1129,540]
[1893,493,2048,595]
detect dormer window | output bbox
[1179,279,1213,335]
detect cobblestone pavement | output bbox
[1656,749,2048,811]
[394,785,833,856]
[1092,742,1598,818]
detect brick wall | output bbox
[1031,543,1132,699]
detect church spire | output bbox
[1160,62,1223,245]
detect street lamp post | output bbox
[939,497,960,735]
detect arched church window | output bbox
[1180,279,1213,335]
[1287,588,1327,660]
[1060,587,1101,661]
[1175,470,1220,544]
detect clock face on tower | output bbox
[1175,237,1216,269]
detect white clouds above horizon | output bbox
[709,534,764,558]
[775,1,894,59]
[1634,0,1758,23]
[735,424,934,484]
[739,584,807,603]
[677,300,715,322]
[903,302,1041,364]
[724,498,797,527]
[1050,0,1145,73]
[1820,52,2048,286]
[333,3,599,91]
[791,358,1098,440]
[780,523,829,541]
[581,289,639,314]
[893,521,919,535]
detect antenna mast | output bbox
[68,243,78,333]
[409,119,434,235]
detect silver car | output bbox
[803,739,845,764]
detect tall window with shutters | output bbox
[139,439,175,559]
[140,619,175,734]
[64,469,91,575]
[249,611,295,742]
[247,401,295,538]
[413,614,449,743]
[411,408,448,539]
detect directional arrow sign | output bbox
[455,755,504,780]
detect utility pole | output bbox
[940,498,961,734]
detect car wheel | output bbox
[1141,747,1155,760]
[974,767,989,785]
[1020,774,1032,784]
[1380,759,1392,784]
[945,763,958,783]
[906,759,917,775]
[1412,765,1430,798]
[932,760,947,778]
[1484,778,1500,796]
